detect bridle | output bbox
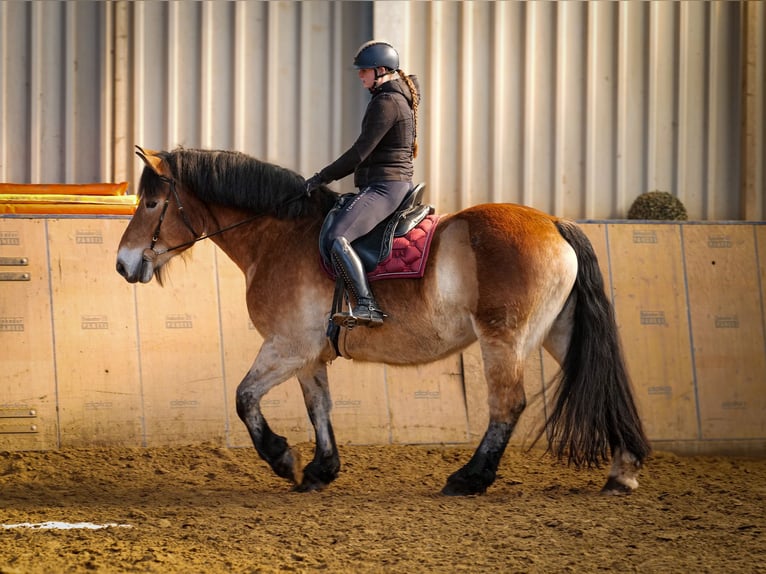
[145,175,260,257]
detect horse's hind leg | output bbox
[442,337,526,496]
[294,363,340,492]
[601,448,641,494]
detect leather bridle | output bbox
[148,175,200,253]
[144,175,259,258]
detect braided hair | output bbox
[398,70,420,159]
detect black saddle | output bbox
[319,183,433,272]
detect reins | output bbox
[151,214,261,256]
[145,174,305,257]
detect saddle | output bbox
[318,183,433,273]
[320,183,435,357]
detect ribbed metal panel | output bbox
[388,0,760,220]
[121,0,371,197]
[0,1,763,220]
[743,0,766,219]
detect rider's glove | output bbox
[305,173,323,196]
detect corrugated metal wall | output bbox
[0,1,763,220]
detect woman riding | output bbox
[305,40,420,328]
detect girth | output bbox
[318,183,432,272]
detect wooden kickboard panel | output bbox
[3,217,765,453]
[0,219,58,450]
[214,250,310,447]
[47,219,144,447]
[606,224,698,440]
[682,225,766,439]
[135,241,227,446]
[759,226,766,347]
[386,356,468,444]
[327,359,391,445]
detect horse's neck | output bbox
[210,210,321,277]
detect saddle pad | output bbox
[322,214,440,282]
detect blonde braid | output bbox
[399,70,420,159]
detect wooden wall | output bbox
[1,217,764,455]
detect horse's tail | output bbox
[540,219,650,468]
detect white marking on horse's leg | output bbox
[601,447,640,495]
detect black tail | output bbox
[540,220,650,468]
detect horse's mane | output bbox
[143,148,338,219]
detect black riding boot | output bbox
[330,237,386,328]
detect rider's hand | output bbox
[305,173,323,195]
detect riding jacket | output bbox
[317,76,419,188]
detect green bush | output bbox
[627,191,688,221]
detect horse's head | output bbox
[117,145,339,285]
[116,146,202,284]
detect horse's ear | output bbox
[135,146,171,178]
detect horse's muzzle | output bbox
[116,247,155,284]
[115,259,138,283]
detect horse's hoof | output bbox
[293,459,339,493]
[441,478,487,497]
[441,484,485,497]
[600,476,636,495]
[273,448,302,485]
[293,478,326,493]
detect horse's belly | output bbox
[344,316,478,365]
[342,218,480,363]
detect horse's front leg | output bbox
[235,343,307,486]
[294,362,340,492]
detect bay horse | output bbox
[116,147,650,496]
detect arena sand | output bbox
[0,443,763,573]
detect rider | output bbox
[305,40,420,328]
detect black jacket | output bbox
[319,76,418,188]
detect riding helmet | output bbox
[353,41,399,71]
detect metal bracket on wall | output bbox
[0,408,39,434]
[0,256,30,281]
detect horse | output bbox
[116,146,650,496]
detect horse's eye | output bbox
[146,200,158,209]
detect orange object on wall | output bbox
[0,183,135,215]
[0,182,129,196]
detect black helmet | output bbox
[353,41,399,71]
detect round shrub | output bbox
[627,191,688,220]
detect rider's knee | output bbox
[330,236,351,253]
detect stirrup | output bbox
[332,304,386,329]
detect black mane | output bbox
[142,148,338,219]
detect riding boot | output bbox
[330,237,386,328]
